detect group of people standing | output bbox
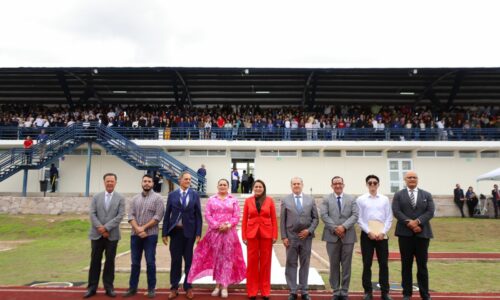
[84,170,435,300]
[454,183,500,218]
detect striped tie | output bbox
[410,189,416,208]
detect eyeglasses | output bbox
[406,176,418,179]
[367,181,379,186]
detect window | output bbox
[417,151,454,157]
[208,150,226,156]
[70,149,101,155]
[260,150,296,157]
[189,150,207,156]
[301,150,320,157]
[167,150,185,157]
[323,150,341,157]
[459,151,477,158]
[481,151,499,158]
[231,150,256,159]
[387,151,412,159]
[388,159,413,193]
[345,150,382,157]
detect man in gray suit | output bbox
[281,177,319,300]
[84,173,126,298]
[392,171,434,300]
[319,176,358,300]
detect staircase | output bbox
[0,123,205,191]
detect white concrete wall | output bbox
[1,148,499,197]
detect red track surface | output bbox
[1,287,499,300]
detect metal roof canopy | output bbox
[1,67,500,108]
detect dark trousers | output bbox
[360,232,389,294]
[129,235,158,290]
[169,227,196,291]
[87,237,118,291]
[492,199,499,218]
[398,236,430,298]
[466,199,478,217]
[50,175,57,192]
[454,200,465,217]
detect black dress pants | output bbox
[360,231,389,294]
[398,236,430,298]
[88,237,118,291]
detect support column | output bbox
[22,169,28,197]
[85,142,92,197]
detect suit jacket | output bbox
[453,188,464,202]
[242,196,278,240]
[280,194,319,239]
[319,193,358,244]
[89,191,126,241]
[162,188,203,239]
[492,189,500,201]
[392,187,435,239]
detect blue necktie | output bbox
[182,191,187,208]
[295,195,303,213]
[337,196,342,212]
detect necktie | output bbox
[295,195,303,213]
[105,193,111,210]
[182,191,187,208]
[337,196,342,212]
[410,189,416,208]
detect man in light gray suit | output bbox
[319,176,358,300]
[84,173,126,299]
[281,177,319,300]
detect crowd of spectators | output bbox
[0,103,498,140]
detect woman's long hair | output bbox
[252,179,267,202]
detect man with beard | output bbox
[123,174,165,298]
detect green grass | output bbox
[0,215,499,292]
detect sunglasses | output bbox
[367,181,379,186]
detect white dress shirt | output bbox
[356,192,393,235]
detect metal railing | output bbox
[1,126,497,141]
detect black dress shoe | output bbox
[105,289,117,297]
[302,294,311,300]
[123,289,137,298]
[248,297,256,300]
[288,294,297,300]
[362,292,373,300]
[83,289,96,298]
[381,293,393,300]
[402,296,411,300]
[146,290,155,298]
[263,297,270,300]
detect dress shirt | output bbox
[334,193,343,209]
[180,188,190,207]
[105,192,114,210]
[128,191,165,236]
[407,187,419,206]
[293,193,303,207]
[356,192,393,235]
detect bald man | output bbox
[392,171,434,300]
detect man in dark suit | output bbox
[492,184,500,219]
[392,171,435,300]
[280,177,319,300]
[453,184,465,218]
[84,173,126,298]
[162,172,203,300]
[319,176,359,300]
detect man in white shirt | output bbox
[356,175,393,300]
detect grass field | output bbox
[0,214,498,292]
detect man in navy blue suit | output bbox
[162,172,202,300]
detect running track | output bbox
[1,287,499,300]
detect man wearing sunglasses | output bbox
[356,175,393,300]
[392,171,435,300]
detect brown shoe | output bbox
[168,290,178,300]
[186,289,194,299]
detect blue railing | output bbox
[2,126,497,141]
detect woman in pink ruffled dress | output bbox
[188,179,246,298]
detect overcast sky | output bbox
[1,0,499,68]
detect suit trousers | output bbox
[285,236,313,294]
[360,232,389,294]
[130,235,158,290]
[398,236,430,298]
[326,241,354,297]
[169,227,196,291]
[246,235,273,297]
[87,237,118,291]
